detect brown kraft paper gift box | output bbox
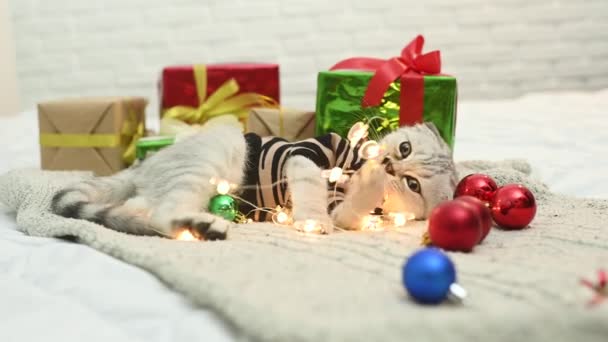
[246,107,315,141]
[38,97,147,176]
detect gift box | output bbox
[38,97,147,176]
[160,63,280,125]
[246,108,315,141]
[315,35,457,148]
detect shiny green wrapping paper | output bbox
[315,70,457,148]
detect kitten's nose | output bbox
[383,158,395,176]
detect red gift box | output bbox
[160,63,280,114]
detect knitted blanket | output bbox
[1,160,607,342]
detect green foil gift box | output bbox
[316,35,457,148]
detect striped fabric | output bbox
[239,133,364,221]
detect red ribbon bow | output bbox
[330,35,442,126]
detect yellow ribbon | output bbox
[121,108,144,165]
[39,134,120,148]
[162,64,277,125]
[39,106,144,166]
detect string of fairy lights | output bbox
[176,120,415,240]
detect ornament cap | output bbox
[447,283,467,303]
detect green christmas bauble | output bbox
[208,194,238,221]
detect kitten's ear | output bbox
[423,122,452,153]
[423,122,442,140]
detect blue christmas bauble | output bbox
[402,248,456,304]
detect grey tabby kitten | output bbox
[51,118,456,240]
[330,124,457,230]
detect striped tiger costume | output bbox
[239,132,364,221]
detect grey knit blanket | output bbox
[1,160,607,342]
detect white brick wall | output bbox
[8,0,608,112]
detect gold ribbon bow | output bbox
[162,64,277,125]
[121,108,144,165]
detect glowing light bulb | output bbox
[347,122,369,146]
[294,219,321,233]
[360,140,384,159]
[322,168,350,184]
[328,167,343,183]
[362,215,383,231]
[389,212,415,228]
[216,180,231,195]
[392,213,407,227]
[276,211,289,224]
[272,206,292,225]
[176,229,198,241]
[303,219,318,233]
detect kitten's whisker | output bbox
[390,179,404,193]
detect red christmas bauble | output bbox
[428,200,482,252]
[491,184,537,230]
[454,174,498,204]
[455,196,492,243]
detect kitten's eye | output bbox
[404,176,421,194]
[399,142,412,159]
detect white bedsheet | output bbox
[1,89,607,342]
[0,214,234,342]
[454,89,608,199]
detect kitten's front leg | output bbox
[285,156,334,234]
[330,160,386,230]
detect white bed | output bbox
[1,89,607,342]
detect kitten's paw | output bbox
[318,217,334,234]
[350,160,386,210]
[171,212,231,241]
[359,160,386,190]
